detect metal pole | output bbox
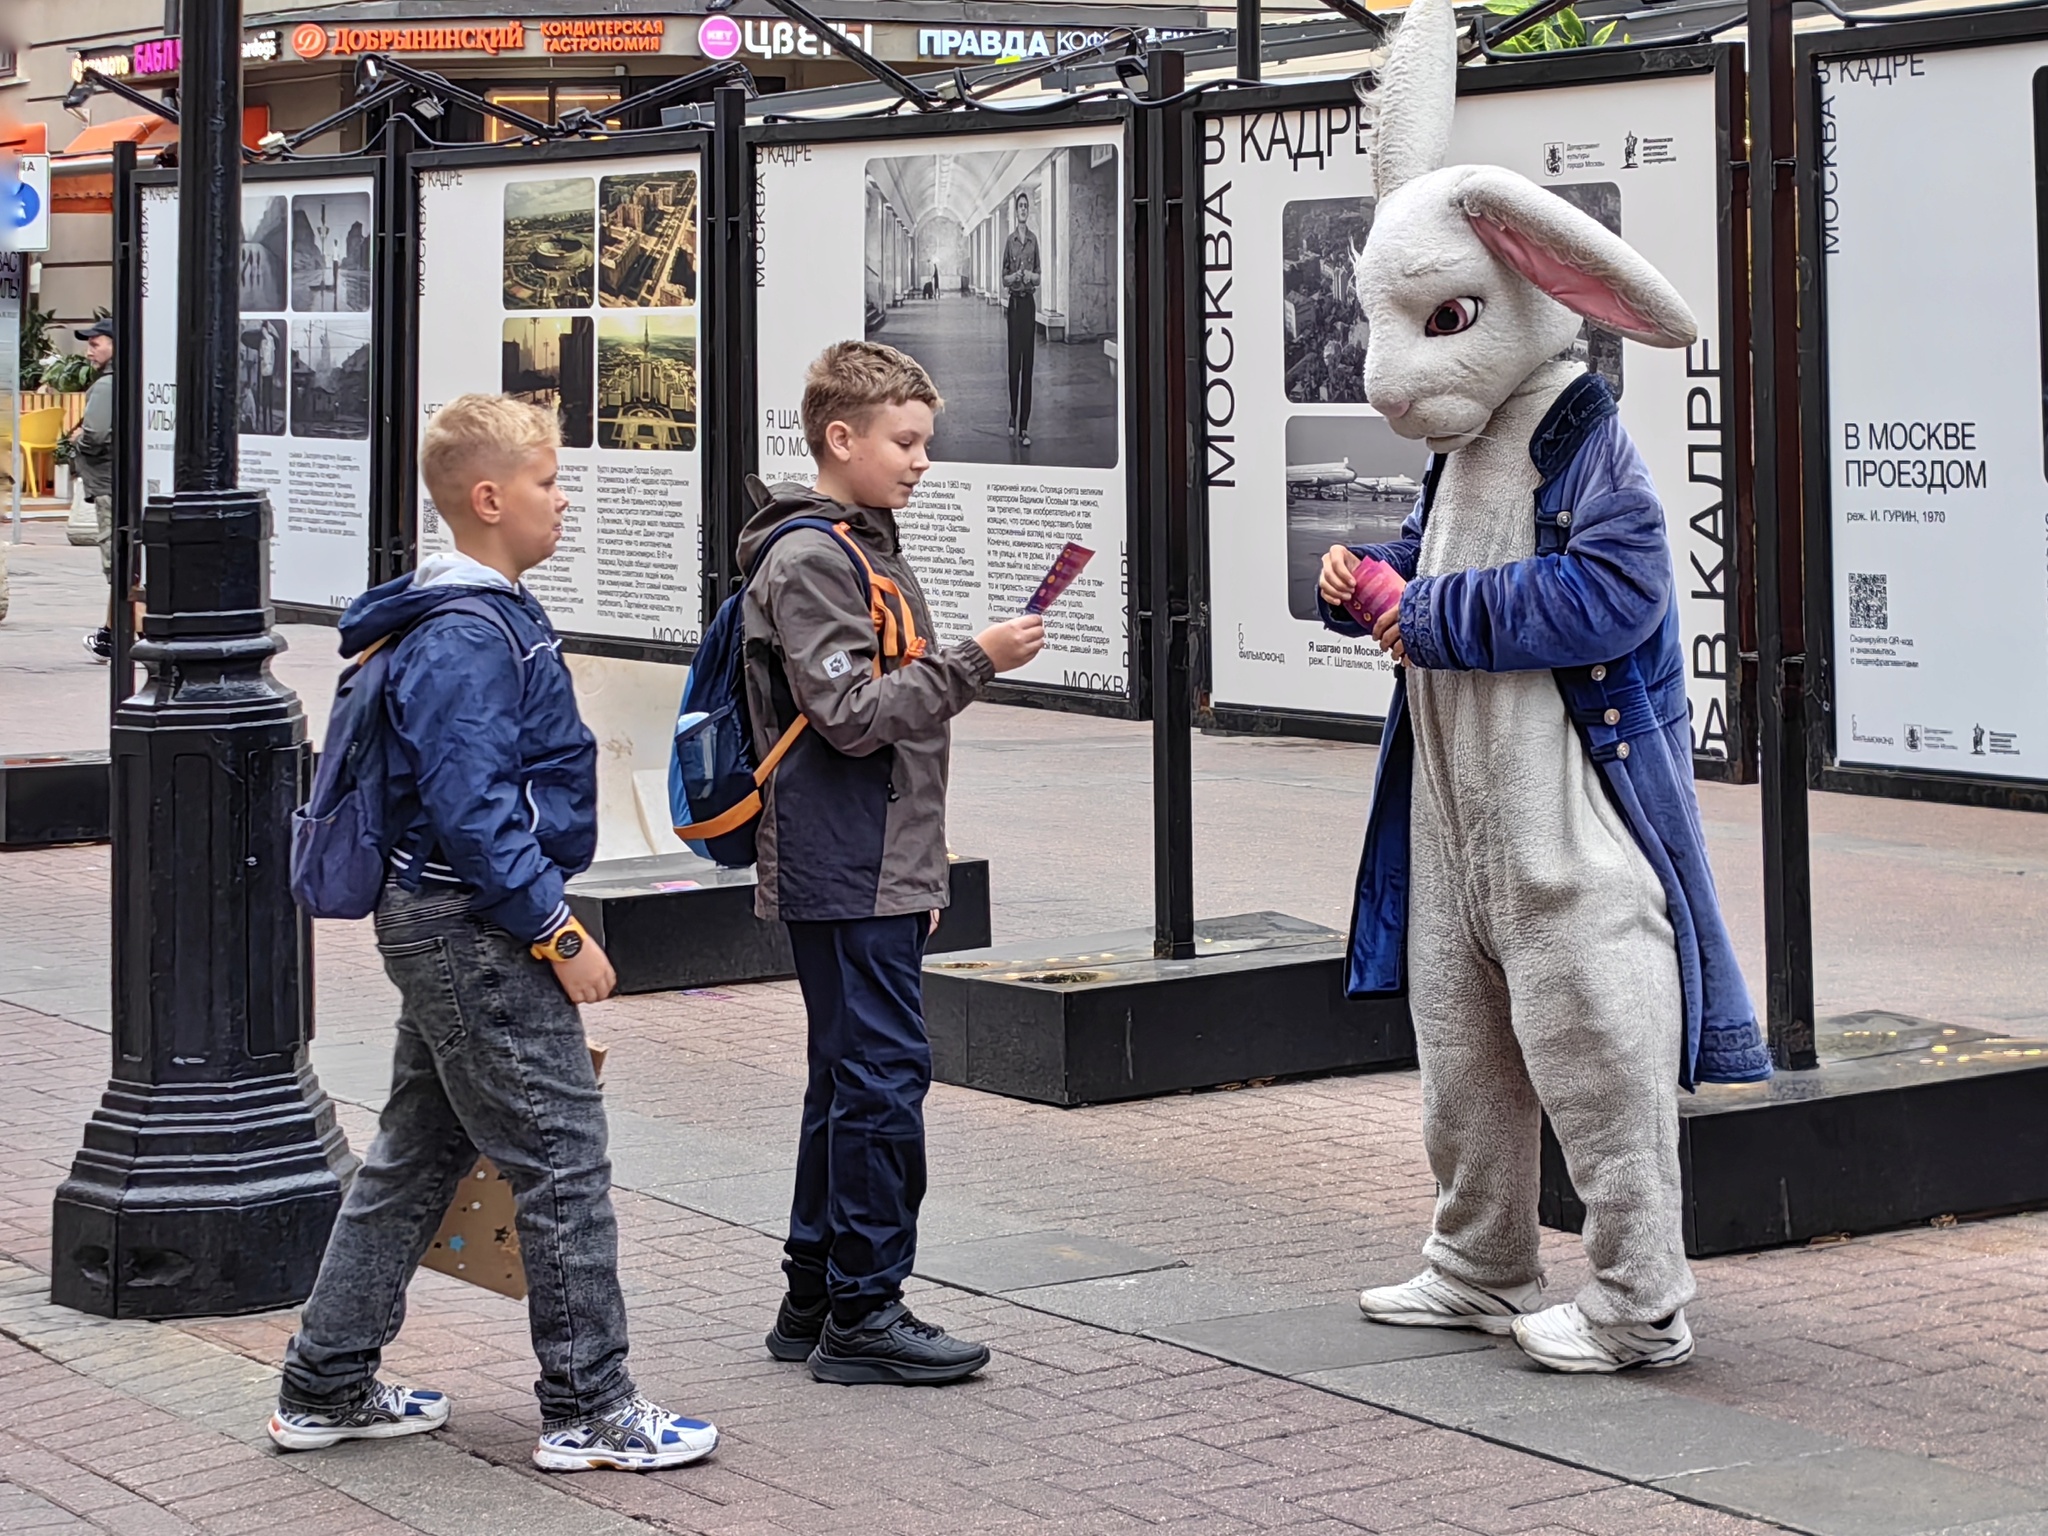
[1238,0,1262,82]
[376,110,415,585]
[52,0,351,1318]
[706,84,749,619]
[1143,48,1195,960]
[1746,0,1818,1069]
[110,141,140,709]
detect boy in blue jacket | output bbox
[270,394,717,1472]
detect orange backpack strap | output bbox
[673,714,810,840]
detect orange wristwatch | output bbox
[530,916,591,963]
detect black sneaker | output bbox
[83,627,112,663]
[765,1293,829,1362]
[807,1302,990,1385]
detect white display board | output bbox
[1818,39,2047,779]
[754,122,1132,700]
[415,151,705,648]
[141,172,379,611]
[1200,71,1738,762]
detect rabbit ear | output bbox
[1455,168,1697,347]
[1371,0,1458,200]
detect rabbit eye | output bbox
[1425,298,1483,337]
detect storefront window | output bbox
[484,85,622,142]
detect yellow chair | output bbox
[16,406,64,499]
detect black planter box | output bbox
[566,852,992,994]
[1540,1013,2048,1255]
[0,751,111,847]
[923,911,1416,1106]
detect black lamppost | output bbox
[51,0,352,1318]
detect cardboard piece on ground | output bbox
[421,1042,608,1300]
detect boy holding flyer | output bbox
[742,341,1046,1383]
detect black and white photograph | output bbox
[238,318,288,436]
[291,191,372,312]
[241,194,289,313]
[862,145,1120,469]
[1281,183,1624,405]
[600,172,698,308]
[1283,197,1375,404]
[1283,415,1427,619]
[1549,181,1625,399]
[291,315,372,440]
[502,314,596,447]
[503,178,596,310]
[598,312,697,450]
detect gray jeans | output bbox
[280,883,636,1429]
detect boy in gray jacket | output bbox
[746,341,1044,1383]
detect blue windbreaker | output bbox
[336,568,596,941]
[1319,372,1771,1088]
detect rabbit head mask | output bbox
[1352,0,1697,452]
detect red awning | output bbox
[53,109,270,213]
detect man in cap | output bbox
[71,319,118,662]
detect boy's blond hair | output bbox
[801,341,943,457]
[421,393,560,516]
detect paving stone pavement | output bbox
[5,529,2048,1535]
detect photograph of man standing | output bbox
[1002,189,1040,449]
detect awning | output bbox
[52,109,270,213]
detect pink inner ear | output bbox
[1470,214,1654,336]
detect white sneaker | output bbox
[1511,1302,1694,1372]
[1357,1268,1544,1334]
[532,1395,719,1472]
[268,1380,450,1451]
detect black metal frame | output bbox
[1797,5,2048,812]
[1190,44,1759,784]
[129,155,391,627]
[738,97,1151,720]
[402,129,716,665]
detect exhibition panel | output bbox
[1197,48,1752,779]
[1802,10,2048,808]
[410,132,713,661]
[135,159,387,620]
[747,103,1146,715]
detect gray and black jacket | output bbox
[737,482,994,923]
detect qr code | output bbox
[1848,572,1887,631]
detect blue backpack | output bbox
[290,597,521,919]
[670,515,910,868]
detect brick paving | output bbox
[4,529,2048,1534]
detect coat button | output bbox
[1604,708,1620,725]
[1590,664,1607,681]
[1556,509,1573,527]
[1616,741,1630,759]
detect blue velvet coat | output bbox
[1318,373,1772,1088]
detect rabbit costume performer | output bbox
[1318,0,1770,1373]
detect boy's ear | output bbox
[821,419,856,464]
[468,476,504,525]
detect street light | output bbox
[50,0,352,1319]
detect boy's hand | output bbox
[975,614,1046,673]
[1319,545,1360,606]
[1373,607,1408,666]
[551,938,618,1004]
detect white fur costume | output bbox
[1355,0,1699,1325]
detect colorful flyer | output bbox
[1025,542,1095,614]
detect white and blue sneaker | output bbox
[1357,1268,1544,1334]
[268,1380,451,1451]
[532,1395,719,1473]
[1512,1302,1694,1372]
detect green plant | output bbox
[41,353,100,393]
[17,301,60,391]
[1484,0,1621,52]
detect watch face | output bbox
[555,929,584,959]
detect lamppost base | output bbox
[51,1063,354,1318]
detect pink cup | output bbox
[1341,554,1407,629]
